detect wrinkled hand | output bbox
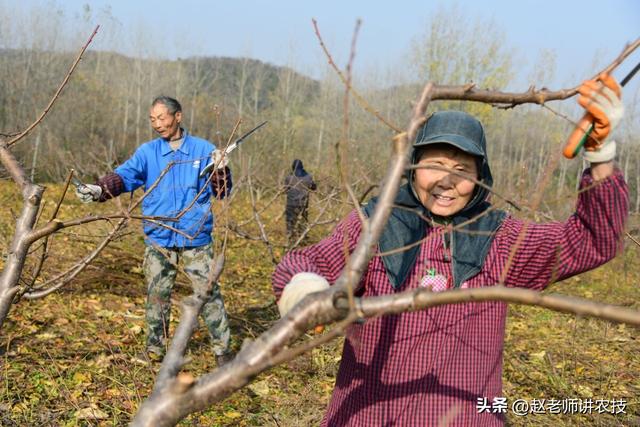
[565,73,623,163]
[579,73,623,143]
[278,272,330,317]
[212,149,229,170]
[75,184,102,203]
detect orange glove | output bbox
[563,73,623,160]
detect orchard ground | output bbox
[1,182,638,426]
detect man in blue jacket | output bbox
[76,96,234,366]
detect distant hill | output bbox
[0,47,321,179]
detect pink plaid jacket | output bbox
[272,170,628,426]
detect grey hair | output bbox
[151,96,182,115]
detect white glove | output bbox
[278,272,330,317]
[584,140,617,163]
[75,184,103,203]
[579,75,624,164]
[583,83,622,163]
[587,83,624,134]
[212,149,229,169]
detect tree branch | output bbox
[337,286,640,327]
[429,38,639,106]
[312,18,402,133]
[6,26,100,148]
[21,218,128,299]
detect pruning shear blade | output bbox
[199,120,267,178]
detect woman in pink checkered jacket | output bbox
[273,74,628,426]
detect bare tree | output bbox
[0,26,100,329]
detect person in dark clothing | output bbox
[284,159,317,244]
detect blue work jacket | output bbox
[115,131,222,248]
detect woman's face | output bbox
[413,145,478,217]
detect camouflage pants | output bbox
[142,243,231,356]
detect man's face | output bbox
[413,145,478,217]
[149,103,182,140]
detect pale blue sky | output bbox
[7,0,640,90]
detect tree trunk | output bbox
[189,57,199,132]
[635,160,640,213]
[623,145,630,180]
[557,158,568,198]
[121,95,130,150]
[30,133,41,182]
[575,159,584,189]
[315,118,325,170]
[0,147,43,330]
[237,57,248,119]
[135,60,142,144]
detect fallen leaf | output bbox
[530,350,546,361]
[248,379,270,397]
[554,361,566,369]
[35,332,58,340]
[95,354,114,368]
[75,405,109,420]
[96,309,116,318]
[72,371,92,384]
[576,385,593,397]
[224,410,242,419]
